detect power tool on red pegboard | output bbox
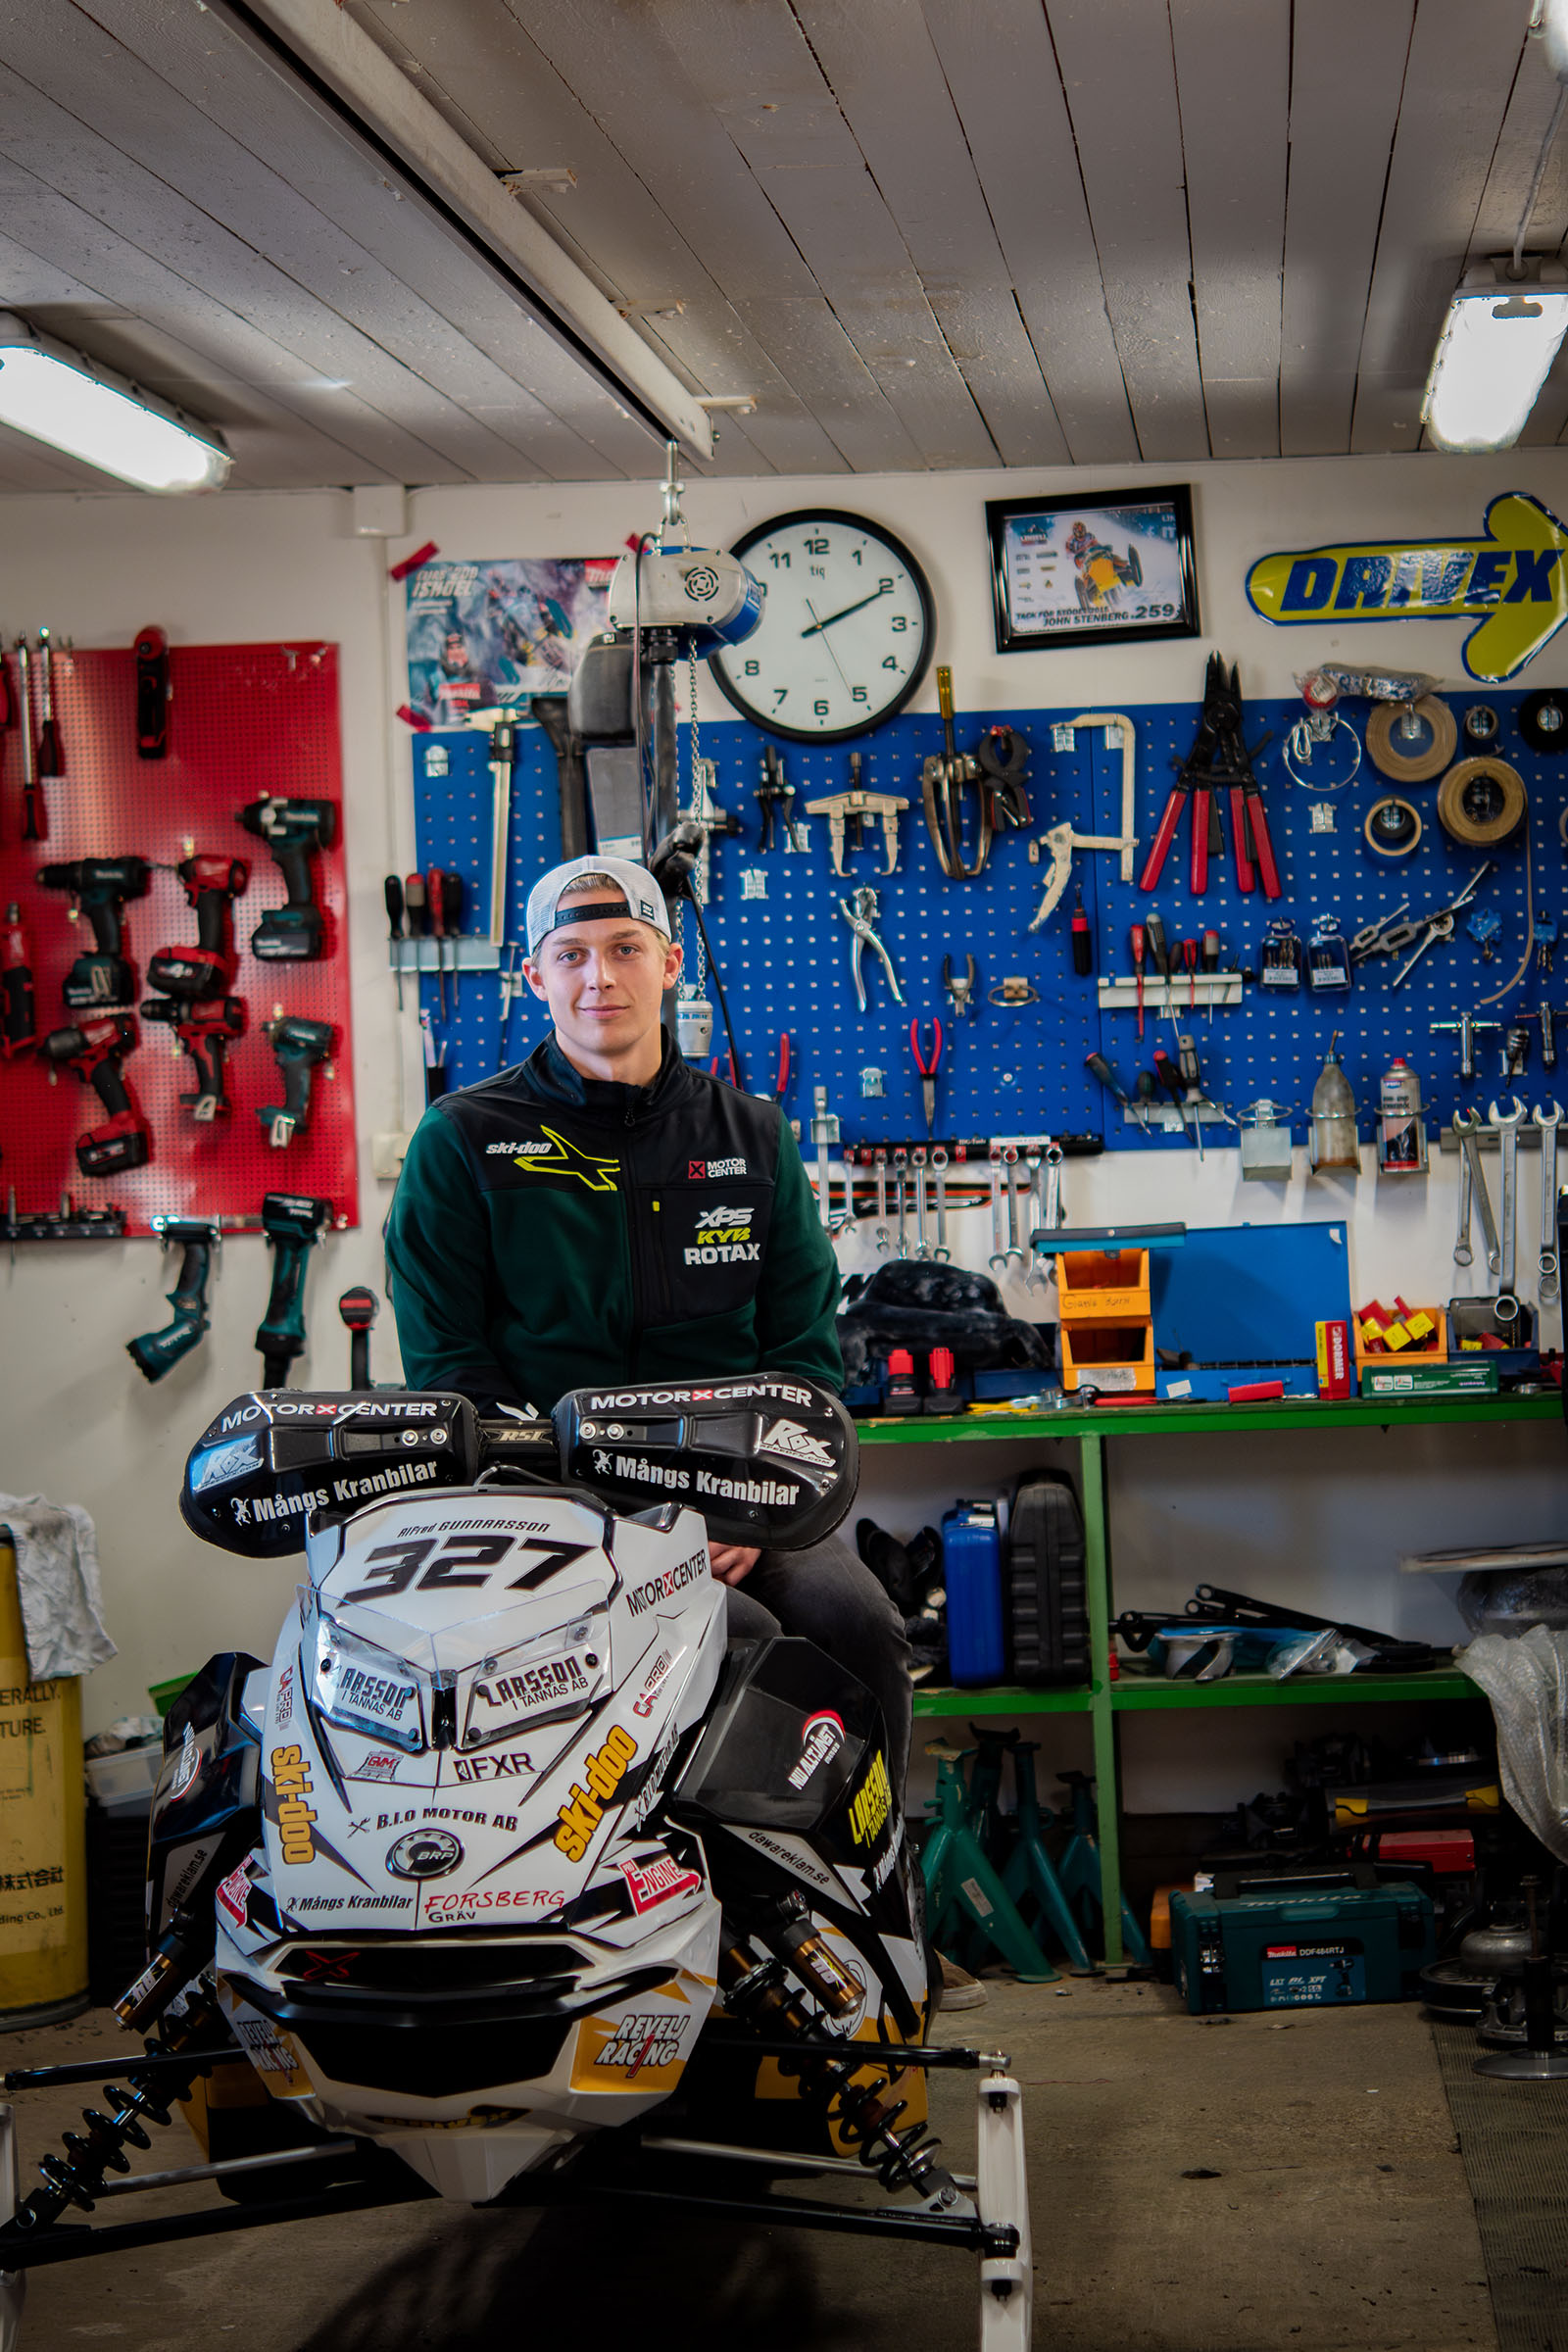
[339,1286,379,1389]
[141,995,245,1121]
[1,904,36,1058]
[134,624,171,759]
[36,858,151,1008]
[259,1014,333,1147]
[236,797,336,961]
[125,1216,221,1383]
[39,1015,150,1175]
[146,855,248,1001]
[256,1192,332,1387]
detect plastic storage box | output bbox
[1169,1870,1435,2013]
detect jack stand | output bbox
[1055,1770,1151,1966]
[1002,1743,1097,1974]
[920,1747,1058,1984]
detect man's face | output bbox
[523,898,681,1068]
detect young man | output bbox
[383,853,913,1796]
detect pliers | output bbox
[839,886,905,1011]
[909,1016,943,1135]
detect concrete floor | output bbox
[9,1982,1494,2352]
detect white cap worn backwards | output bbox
[525,855,673,957]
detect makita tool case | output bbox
[1169,1869,1436,2013]
[1006,1472,1090,1684]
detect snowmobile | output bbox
[0,1375,1031,2347]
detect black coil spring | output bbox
[4,1991,221,2236]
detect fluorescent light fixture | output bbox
[1421,258,1568,454]
[0,314,230,493]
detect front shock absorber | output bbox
[719,1927,958,2205]
[0,1983,226,2238]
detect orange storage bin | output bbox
[1058,1319,1155,1395]
[1056,1249,1152,1324]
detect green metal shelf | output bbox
[854,1387,1559,1965]
[913,1682,1094,1717]
[1108,1664,1480,1712]
[858,1394,1560,1445]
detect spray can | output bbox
[1377,1055,1428,1174]
[1309,1033,1359,1171]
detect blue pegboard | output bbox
[407,689,1568,1149]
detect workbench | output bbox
[862,1392,1562,1964]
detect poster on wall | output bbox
[1245,491,1568,682]
[986,483,1200,654]
[405,556,616,727]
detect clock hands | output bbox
[799,582,893,638]
[803,597,854,696]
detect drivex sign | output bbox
[1245,492,1568,682]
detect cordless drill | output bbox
[147,854,248,1000]
[256,1193,332,1388]
[1,904,36,1058]
[37,858,151,1007]
[39,1015,150,1174]
[142,994,245,1120]
[126,1218,221,1383]
[236,798,336,961]
[259,1015,333,1147]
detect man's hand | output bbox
[709,1543,760,1587]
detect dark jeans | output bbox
[723,1532,913,1795]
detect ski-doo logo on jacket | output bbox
[685,1200,759,1266]
[510,1124,621,1194]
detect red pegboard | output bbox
[0,641,357,1235]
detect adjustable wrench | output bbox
[1535,1101,1562,1305]
[932,1145,951,1262]
[988,1144,1006,1272]
[912,1148,930,1259]
[893,1146,908,1258]
[1003,1145,1024,1264]
[874,1148,890,1255]
[1451,1107,1501,1276]
[1488,1096,1526,1329]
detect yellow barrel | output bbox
[0,1536,88,2027]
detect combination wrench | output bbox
[1003,1146,1024,1265]
[1451,1107,1501,1276]
[1024,1148,1047,1289]
[1488,1096,1526,1329]
[932,1145,951,1262]
[988,1144,1006,1272]
[1453,1140,1473,1269]
[912,1148,930,1259]
[1043,1140,1065,1233]
[1535,1101,1562,1305]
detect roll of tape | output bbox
[1436,755,1528,848]
[1366,694,1458,782]
[1363,796,1423,858]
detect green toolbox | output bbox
[1169,1869,1436,2013]
[1360,1360,1498,1397]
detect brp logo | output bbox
[683,564,720,603]
[386,1827,464,1880]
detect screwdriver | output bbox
[1070,888,1093,977]
[1182,937,1198,1013]
[426,864,448,1020]
[404,870,428,1009]
[1130,922,1146,1041]
[1146,906,1170,986]
[1085,1050,1146,1130]
[383,875,406,1012]
[1153,1046,1195,1147]
[1201,928,1220,1021]
[1135,1070,1158,1128]
[1178,1031,1207,1161]
[441,869,466,1013]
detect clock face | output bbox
[710,509,936,742]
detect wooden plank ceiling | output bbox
[0,0,1557,489]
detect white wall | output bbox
[1,446,1565,1810]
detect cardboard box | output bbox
[1316,1319,1353,1398]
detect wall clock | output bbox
[709,509,936,742]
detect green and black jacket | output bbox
[384,1032,843,1415]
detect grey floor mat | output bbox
[1435,2015,1568,2350]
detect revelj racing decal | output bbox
[788,1710,845,1791]
[595,2012,689,2076]
[270,1745,318,1865]
[554,1726,638,1860]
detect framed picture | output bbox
[985,484,1200,654]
